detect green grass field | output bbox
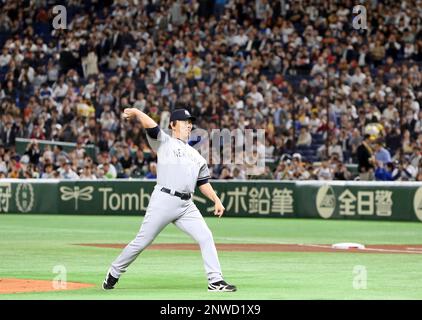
[1,214,422,300]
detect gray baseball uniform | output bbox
[108,126,224,284]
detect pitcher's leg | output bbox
[109,210,171,278]
[174,209,223,283]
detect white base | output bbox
[332,242,365,250]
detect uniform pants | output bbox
[109,185,223,283]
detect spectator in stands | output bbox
[59,159,79,179]
[8,157,23,179]
[383,102,398,121]
[24,140,41,166]
[219,166,233,180]
[375,161,395,181]
[357,134,375,180]
[52,145,68,168]
[374,140,392,165]
[52,77,68,100]
[296,126,312,147]
[0,47,11,67]
[264,137,275,160]
[409,145,422,169]
[392,156,417,181]
[82,49,99,78]
[79,165,97,180]
[315,161,333,180]
[41,163,55,179]
[291,153,311,180]
[1,120,18,148]
[119,147,134,173]
[0,153,7,176]
[145,162,157,179]
[402,129,414,155]
[256,165,274,180]
[333,161,352,180]
[274,161,292,180]
[308,112,321,134]
[318,137,344,162]
[100,161,117,179]
[232,166,247,180]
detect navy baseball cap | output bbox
[170,109,196,122]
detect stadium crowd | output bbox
[1,0,422,181]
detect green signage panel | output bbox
[1,180,421,222]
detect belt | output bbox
[160,187,191,200]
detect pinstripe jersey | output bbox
[146,127,210,193]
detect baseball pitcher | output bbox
[102,107,237,292]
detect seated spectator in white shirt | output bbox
[316,161,333,180]
[52,78,69,99]
[310,56,327,76]
[0,48,11,67]
[99,161,117,179]
[392,157,417,181]
[349,67,366,85]
[247,85,264,106]
[297,127,312,147]
[41,163,56,179]
[60,160,79,179]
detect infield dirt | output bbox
[77,243,422,254]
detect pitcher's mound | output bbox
[0,278,94,294]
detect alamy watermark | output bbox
[352,5,367,30]
[166,128,267,176]
[52,265,67,289]
[52,5,67,30]
[352,265,367,289]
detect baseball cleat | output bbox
[102,272,119,290]
[208,280,237,292]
